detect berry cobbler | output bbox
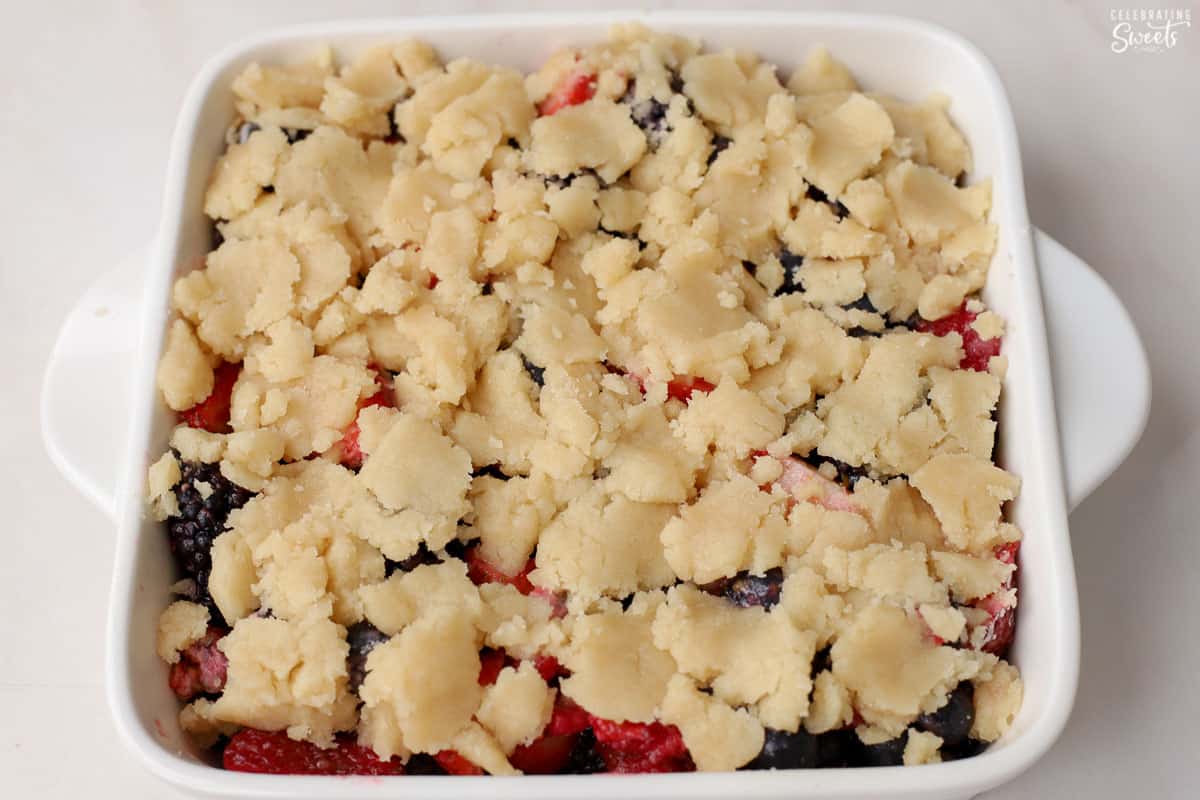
[147,25,1023,776]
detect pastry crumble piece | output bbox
[537,70,597,116]
[336,369,393,470]
[917,302,1002,372]
[150,29,1023,776]
[180,362,239,433]
[223,729,405,775]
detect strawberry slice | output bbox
[974,541,1019,655]
[772,455,860,514]
[223,729,405,775]
[589,717,694,773]
[434,749,484,775]
[478,648,511,686]
[167,627,228,701]
[180,362,239,433]
[465,545,536,595]
[337,369,393,470]
[533,654,565,682]
[916,301,1001,372]
[665,375,716,403]
[509,733,576,774]
[538,70,597,116]
[623,369,716,404]
[545,696,592,737]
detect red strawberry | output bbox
[538,70,597,116]
[624,369,716,404]
[465,546,536,595]
[434,749,484,775]
[509,733,576,774]
[916,302,1001,372]
[545,696,592,737]
[589,717,694,773]
[337,369,393,470]
[666,375,716,403]
[180,362,239,433]
[974,541,1020,655]
[223,729,404,775]
[533,654,565,682]
[167,627,228,701]
[478,648,510,686]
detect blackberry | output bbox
[561,729,606,774]
[915,681,974,747]
[167,459,254,614]
[722,568,784,609]
[776,248,805,296]
[346,621,390,693]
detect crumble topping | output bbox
[156,600,209,664]
[150,26,1025,774]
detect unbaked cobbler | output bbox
[147,24,1023,776]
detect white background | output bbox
[1,0,1197,797]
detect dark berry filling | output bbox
[167,458,254,619]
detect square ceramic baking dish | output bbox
[41,10,1150,800]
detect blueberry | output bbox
[745,728,821,770]
[283,127,312,144]
[403,753,447,775]
[722,568,784,609]
[856,732,908,767]
[816,729,860,767]
[805,183,849,219]
[521,356,545,387]
[707,134,732,167]
[473,464,511,482]
[801,455,871,490]
[775,249,804,296]
[235,121,260,144]
[915,682,974,746]
[842,294,878,315]
[941,736,987,762]
[384,543,442,576]
[346,622,389,692]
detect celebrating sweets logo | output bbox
[1110,8,1192,52]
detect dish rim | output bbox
[106,10,1079,798]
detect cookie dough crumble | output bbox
[150,25,1023,776]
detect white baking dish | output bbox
[41,11,1150,800]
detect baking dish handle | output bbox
[1035,228,1150,510]
[41,245,148,521]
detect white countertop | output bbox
[2,0,1196,797]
